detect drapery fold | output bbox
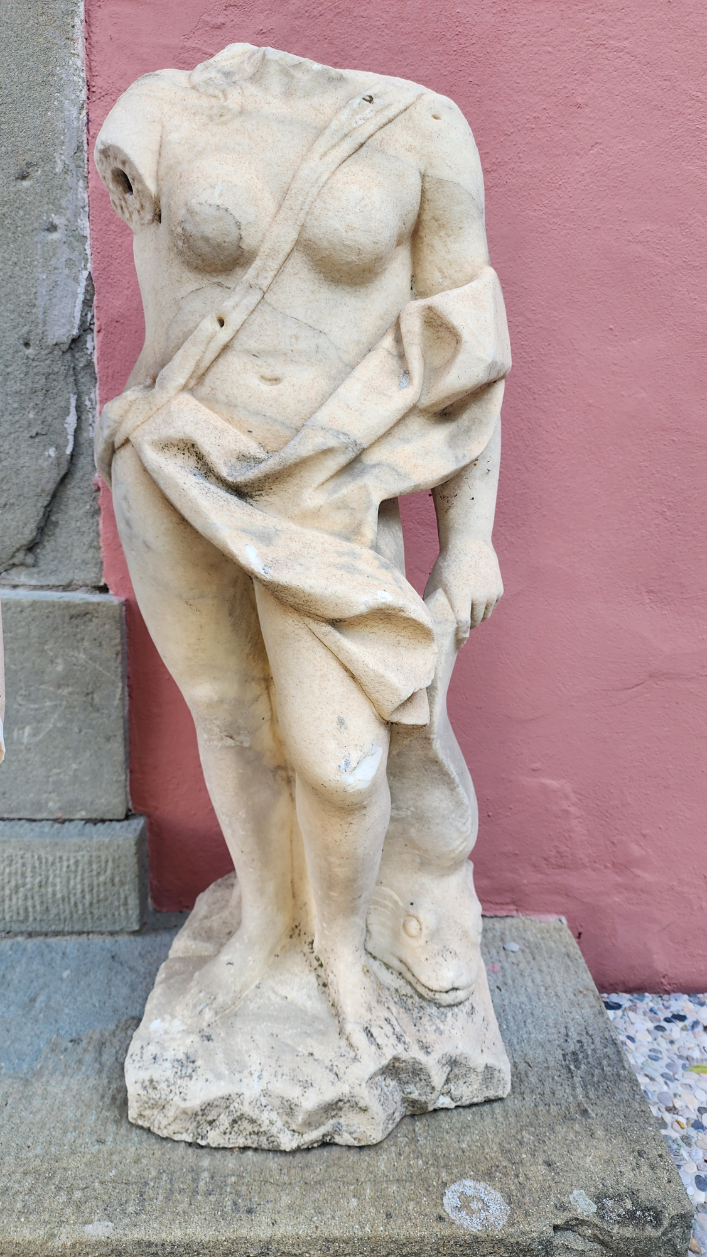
[98,267,510,724]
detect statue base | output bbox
[125,874,510,1150]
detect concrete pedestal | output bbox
[0,918,692,1255]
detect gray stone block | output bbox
[0,817,146,933]
[0,919,692,1255]
[0,589,128,819]
[0,0,100,587]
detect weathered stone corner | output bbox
[0,817,147,933]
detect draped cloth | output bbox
[96,84,511,728]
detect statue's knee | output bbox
[300,741,387,809]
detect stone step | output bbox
[0,817,147,933]
[0,919,692,1254]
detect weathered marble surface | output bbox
[127,874,509,1149]
[94,43,511,1147]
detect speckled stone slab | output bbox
[0,919,693,1255]
[602,990,707,1248]
[125,874,510,1150]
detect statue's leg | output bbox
[111,445,294,1009]
[367,589,484,1004]
[253,582,401,1059]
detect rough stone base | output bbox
[0,919,692,1255]
[126,875,510,1150]
[0,817,147,932]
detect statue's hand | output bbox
[424,539,503,649]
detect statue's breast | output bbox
[297,144,421,283]
[159,116,421,286]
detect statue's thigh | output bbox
[254,582,389,799]
[111,444,269,707]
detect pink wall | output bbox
[85,0,707,991]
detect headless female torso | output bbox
[116,48,489,453]
[98,45,504,1082]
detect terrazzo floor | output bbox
[602,992,707,1253]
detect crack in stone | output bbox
[1,279,96,578]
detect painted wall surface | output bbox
[85,0,707,991]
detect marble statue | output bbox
[94,43,512,1149]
